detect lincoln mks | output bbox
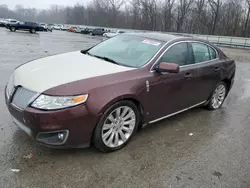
[5,33,235,152]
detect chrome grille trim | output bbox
[11,87,38,110]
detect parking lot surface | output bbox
[1,28,250,188]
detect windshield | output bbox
[87,35,163,68]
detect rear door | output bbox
[186,42,222,105]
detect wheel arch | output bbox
[221,73,234,96]
[98,94,145,119]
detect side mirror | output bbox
[156,62,179,73]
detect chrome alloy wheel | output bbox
[102,106,136,148]
[211,84,226,109]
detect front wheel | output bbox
[93,101,140,152]
[206,82,227,110]
[10,27,16,32]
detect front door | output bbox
[18,22,26,30]
[145,42,200,122]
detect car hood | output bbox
[12,51,134,93]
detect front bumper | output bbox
[5,90,100,148]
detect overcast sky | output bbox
[1,0,87,9]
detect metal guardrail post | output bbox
[230,37,232,47]
[206,35,208,41]
[245,39,247,48]
[218,36,220,46]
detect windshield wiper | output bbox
[92,55,120,65]
[82,50,129,67]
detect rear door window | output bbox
[208,46,217,59]
[191,43,210,63]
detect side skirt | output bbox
[142,101,206,128]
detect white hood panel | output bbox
[13,51,133,93]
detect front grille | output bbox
[12,87,38,110]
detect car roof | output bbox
[123,32,191,42]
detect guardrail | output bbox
[64,24,250,49]
[193,35,250,49]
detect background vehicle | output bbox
[74,27,85,33]
[81,28,94,34]
[0,18,6,27]
[38,23,53,32]
[61,25,71,31]
[90,28,105,36]
[6,21,39,33]
[103,30,125,38]
[52,24,63,30]
[5,19,18,25]
[68,27,77,32]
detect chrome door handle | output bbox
[184,73,192,79]
[213,67,220,72]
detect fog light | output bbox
[58,133,64,140]
[36,130,69,146]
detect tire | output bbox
[93,100,140,152]
[206,82,227,110]
[30,29,36,34]
[10,27,16,32]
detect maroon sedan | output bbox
[5,33,235,152]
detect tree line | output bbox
[1,0,250,37]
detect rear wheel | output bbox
[206,82,227,110]
[93,100,140,152]
[30,29,36,34]
[10,27,16,32]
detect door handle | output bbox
[213,67,220,72]
[184,73,192,79]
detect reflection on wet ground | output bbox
[1,28,250,188]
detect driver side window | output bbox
[159,43,191,66]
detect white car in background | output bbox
[3,19,19,25]
[74,27,85,33]
[103,30,125,38]
[61,25,71,31]
[0,18,6,27]
[53,24,63,30]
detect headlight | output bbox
[31,94,88,110]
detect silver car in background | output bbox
[103,30,125,38]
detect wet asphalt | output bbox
[1,28,250,188]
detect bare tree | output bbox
[130,0,142,29]
[0,0,249,37]
[100,0,125,27]
[176,0,194,32]
[162,0,175,31]
[208,0,222,35]
[192,0,206,34]
[243,0,250,36]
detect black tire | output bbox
[206,82,227,110]
[30,29,36,34]
[93,100,140,152]
[10,27,16,32]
